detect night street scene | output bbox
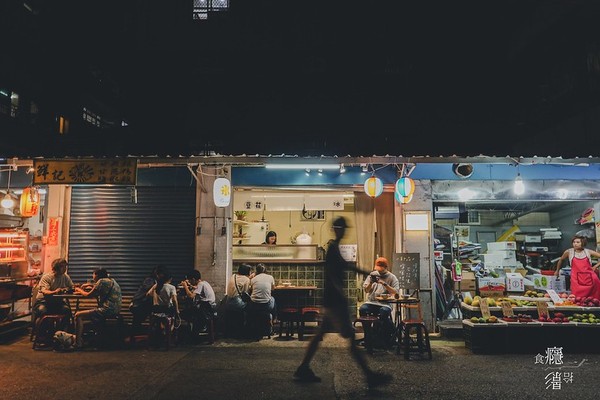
[2,1,600,399]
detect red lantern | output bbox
[20,187,40,217]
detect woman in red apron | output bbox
[555,236,600,299]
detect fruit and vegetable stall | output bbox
[460,291,600,354]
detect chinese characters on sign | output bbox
[535,347,587,390]
[33,159,137,185]
[48,218,60,246]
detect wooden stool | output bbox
[353,315,379,354]
[93,314,126,349]
[32,314,68,350]
[278,307,300,339]
[148,313,176,350]
[298,307,320,341]
[399,321,432,360]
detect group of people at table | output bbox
[32,258,218,349]
[32,227,404,350]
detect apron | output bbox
[569,249,600,299]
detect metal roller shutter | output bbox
[67,186,195,299]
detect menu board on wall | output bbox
[392,252,420,289]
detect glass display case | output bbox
[233,244,319,262]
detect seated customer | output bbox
[129,265,169,335]
[33,258,74,321]
[247,263,276,336]
[359,257,399,346]
[180,270,216,335]
[226,264,252,312]
[147,272,179,317]
[73,267,122,349]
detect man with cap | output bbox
[359,256,400,347]
[293,216,392,389]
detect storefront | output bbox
[4,155,600,339]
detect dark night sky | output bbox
[5,0,600,157]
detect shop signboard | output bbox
[33,159,137,185]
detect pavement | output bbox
[1,326,599,400]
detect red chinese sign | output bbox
[33,159,137,185]
[48,218,60,246]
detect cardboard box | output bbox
[481,253,518,268]
[487,241,517,251]
[505,273,525,292]
[477,277,506,297]
[531,274,566,292]
[454,271,476,291]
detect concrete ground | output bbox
[1,326,599,400]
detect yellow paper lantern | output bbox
[364,177,383,198]
[20,187,40,217]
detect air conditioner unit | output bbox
[434,205,460,219]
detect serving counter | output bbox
[232,244,320,263]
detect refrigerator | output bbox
[245,221,270,244]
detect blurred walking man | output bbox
[293,216,392,389]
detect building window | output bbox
[83,107,102,127]
[193,0,228,21]
[30,101,39,124]
[10,92,19,117]
[58,116,70,135]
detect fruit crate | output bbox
[504,322,543,354]
[574,323,600,353]
[462,320,507,354]
[537,322,578,354]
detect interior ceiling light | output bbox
[265,164,339,170]
[513,173,525,195]
[339,164,346,174]
[361,164,368,173]
[457,188,475,201]
[557,188,569,200]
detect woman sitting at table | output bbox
[73,267,122,349]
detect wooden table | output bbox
[52,293,86,313]
[273,286,317,310]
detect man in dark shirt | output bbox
[293,216,392,389]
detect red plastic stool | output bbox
[298,307,321,341]
[32,314,68,350]
[278,307,300,339]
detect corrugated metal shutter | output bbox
[67,186,195,298]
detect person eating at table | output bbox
[33,258,74,323]
[359,257,399,347]
[73,267,122,349]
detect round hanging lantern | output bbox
[213,178,231,207]
[395,191,413,204]
[20,187,40,217]
[364,177,383,198]
[395,177,415,198]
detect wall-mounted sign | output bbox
[48,217,60,246]
[213,178,231,207]
[33,159,137,185]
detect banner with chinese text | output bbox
[33,159,137,185]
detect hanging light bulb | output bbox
[1,192,14,209]
[1,167,14,209]
[514,173,525,195]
